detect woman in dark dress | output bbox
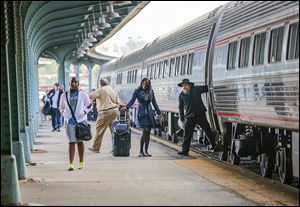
[120,78,163,157]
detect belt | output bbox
[100,106,118,112]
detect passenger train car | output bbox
[97,1,299,184]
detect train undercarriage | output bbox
[127,108,299,185]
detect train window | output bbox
[181,55,187,75]
[239,37,251,68]
[128,70,133,83]
[287,22,299,60]
[127,71,129,83]
[153,63,157,79]
[187,53,194,75]
[132,70,135,83]
[127,71,131,83]
[175,56,181,76]
[269,26,284,63]
[169,58,175,77]
[157,62,162,79]
[134,70,137,83]
[146,65,150,77]
[253,32,266,66]
[227,41,237,70]
[116,73,122,85]
[132,70,134,83]
[150,64,154,79]
[163,60,168,78]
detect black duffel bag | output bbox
[42,102,52,115]
[65,92,92,141]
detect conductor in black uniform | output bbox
[177,79,219,156]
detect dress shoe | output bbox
[138,152,146,157]
[178,151,189,156]
[145,152,152,157]
[210,142,224,152]
[88,147,100,153]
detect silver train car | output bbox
[97,1,299,184]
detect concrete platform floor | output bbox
[19,121,298,206]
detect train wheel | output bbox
[230,152,240,165]
[276,147,293,184]
[260,153,273,178]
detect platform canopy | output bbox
[21,1,149,62]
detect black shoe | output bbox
[52,128,56,132]
[178,151,189,156]
[210,143,223,152]
[57,128,60,132]
[138,152,146,157]
[145,152,152,157]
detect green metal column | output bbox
[58,58,66,87]
[23,38,32,151]
[33,59,40,131]
[88,64,93,93]
[75,63,80,81]
[6,1,27,180]
[25,42,35,151]
[65,62,70,90]
[1,1,22,205]
[16,1,31,163]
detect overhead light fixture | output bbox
[92,9,103,36]
[88,5,94,11]
[77,40,86,54]
[111,1,131,6]
[83,27,93,47]
[98,1,111,29]
[93,25,103,36]
[77,53,84,59]
[87,17,97,43]
[105,2,120,19]
[80,30,91,51]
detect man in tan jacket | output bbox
[88,78,119,153]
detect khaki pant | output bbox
[92,108,118,151]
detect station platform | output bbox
[19,122,299,206]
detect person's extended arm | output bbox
[178,95,185,121]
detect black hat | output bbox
[178,79,194,87]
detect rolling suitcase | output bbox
[112,112,131,156]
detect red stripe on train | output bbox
[217,112,299,122]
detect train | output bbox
[96,1,299,184]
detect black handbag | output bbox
[65,92,92,141]
[154,114,162,128]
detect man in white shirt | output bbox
[47,82,64,132]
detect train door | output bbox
[204,5,227,152]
